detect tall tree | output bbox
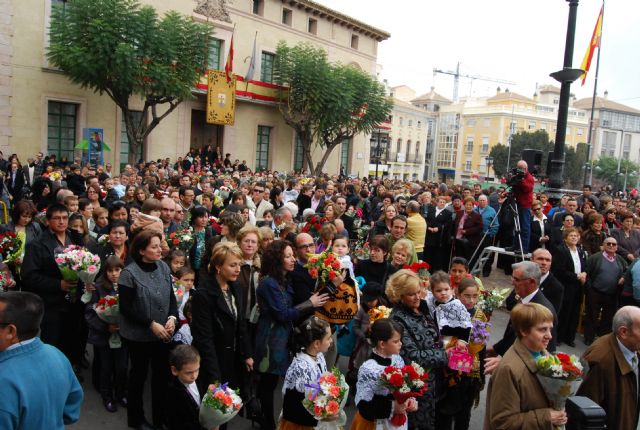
[489,130,553,177]
[48,0,212,164]
[595,156,640,190]
[274,42,392,176]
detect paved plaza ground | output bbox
[68,268,587,430]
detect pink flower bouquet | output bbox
[55,245,101,303]
[199,382,243,428]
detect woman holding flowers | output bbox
[119,230,178,430]
[485,303,567,429]
[254,241,328,430]
[387,269,447,430]
[191,242,253,426]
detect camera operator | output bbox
[507,160,535,253]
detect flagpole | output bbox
[586,1,604,186]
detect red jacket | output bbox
[513,172,534,209]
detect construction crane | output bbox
[433,62,516,102]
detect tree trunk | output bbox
[312,139,341,177]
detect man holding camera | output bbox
[510,160,535,253]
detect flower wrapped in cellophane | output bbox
[55,245,101,303]
[303,368,349,429]
[94,295,121,348]
[379,363,429,427]
[199,382,243,428]
[536,352,584,430]
[368,305,392,324]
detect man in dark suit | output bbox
[552,197,583,228]
[485,261,558,374]
[424,195,453,272]
[532,248,564,315]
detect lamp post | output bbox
[485,156,494,180]
[547,0,584,201]
[370,128,386,180]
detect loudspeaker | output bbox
[522,149,543,175]
[565,396,606,429]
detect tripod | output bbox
[469,191,526,275]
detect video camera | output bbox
[506,167,526,187]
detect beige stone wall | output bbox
[9,0,385,175]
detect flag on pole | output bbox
[244,32,258,82]
[224,34,234,83]
[580,4,603,86]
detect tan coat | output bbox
[576,333,639,430]
[484,339,553,430]
[405,212,427,253]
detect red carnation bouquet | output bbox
[304,251,343,291]
[166,226,194,251]
[302,214,326,237]
[403,261,430,280]
[535,352,584,429]
[379,363,429,426]
[94,295,121,349]
[0,230,24,264]
[209,216,222,234]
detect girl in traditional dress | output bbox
[279,316,332,430]
[351,319,417,430]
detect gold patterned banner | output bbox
[207,70,236,125]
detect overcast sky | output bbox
[316,0,640,109]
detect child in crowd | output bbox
[173,298,194,345]
[165,249,188,278]
[63,195,79,214]
[352,318,417,429]
[315,223,337,253]
[436,278,487,430]
[85,256,127,413]
[449,256,484,291]
[175,266,196,325]
[331,234,356,281]
[167,345,208,430]
[280,316,332,430]
[349,281,383,377]
[427,271,472,343]
[131,198,164,236]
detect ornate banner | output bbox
[207,70,236,125]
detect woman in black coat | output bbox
[551,227,587,347]
[191,242,253,397]
[530,201,551,252]
[424,195,453,272]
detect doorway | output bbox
[190,109,223,153]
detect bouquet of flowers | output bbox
[536,353,584,429]
[477,287,511,319]
[379,363,429,426]
[173,281,185,307]
[55,245,101,304]
[403,261,431,280]
[468,320,491,355]
[302,214,326,237]
[0,231,24,264]
[94,295,121,348]
[199,382,243,428]
[209,216,222,234]
[368,306,392,323]
[167,226,194,252]
[0,270,15,292]
[305,251,343,288]
[352,241,370,261]
[97,234,110,247]
[303,368,349,428]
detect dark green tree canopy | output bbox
[274,41,392,176]
[48,0,212,163]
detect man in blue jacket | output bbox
[0,291,83,429]
[474,194,499,276]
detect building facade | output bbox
[3,0,389,174]
[437,86,589,183]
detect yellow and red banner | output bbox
[580,4,603,86]
[207,70,236,125]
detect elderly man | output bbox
[405,200,427,260]
[577,306,640,430]
[0,291,83,429]
[486,261,558,374]
[583,237,628,345]
[532,248,564,314]
[509,160,535,252]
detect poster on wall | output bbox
[77,128,111,166]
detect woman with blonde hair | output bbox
[322,201,342,223]
[258,226,275,253]
[389,238,416,274]
[485,303,566,429]
[236,225,262,334]
[387,269,447,429]
[191,241,253,403]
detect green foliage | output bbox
[488,144,508,177]
[48,0,212,163]
[274,42,391,175]
[595,156,640,190]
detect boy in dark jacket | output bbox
[167,345,207,430]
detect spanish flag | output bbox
[224,34,234,83]
[580,4,603,86]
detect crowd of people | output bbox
[1,148,640,430]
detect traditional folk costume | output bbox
[279,351,328,430]
[351,352,405,430]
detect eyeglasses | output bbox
[297,243,315,249]
[50,216,69,222]
[604,242,618,247]
[533,207,542,210]
[253,189,264,193]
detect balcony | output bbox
[386,152,423,164]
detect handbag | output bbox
[446,345,473,373]
[241,371,262,424]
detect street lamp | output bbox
[485,156,494,180]
[370,128,387,180]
